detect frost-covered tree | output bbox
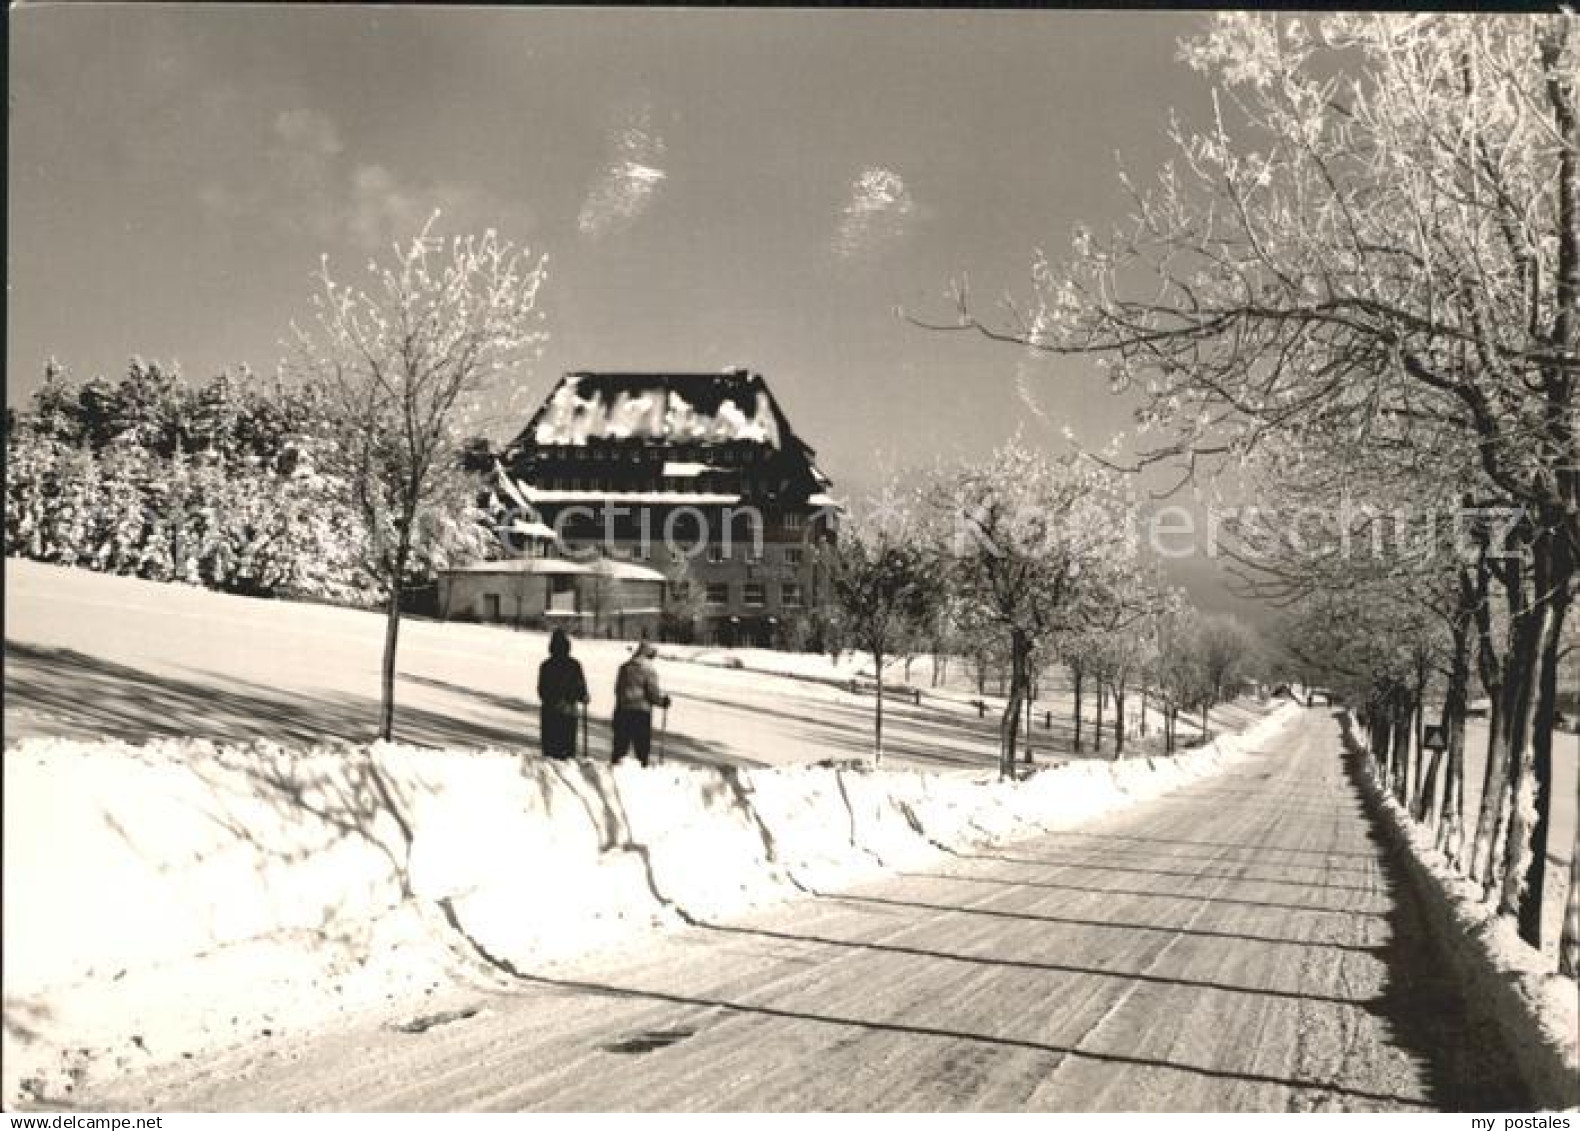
[288,215,549,740]
[1191,615,1257,741]
[823,514,941,764]
[30,360,83,446]
[941,442,1134,778]
[1084,574,1175,757]
[920,12,1579,956]
[109,359,186,456]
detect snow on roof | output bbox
[529,372,784,449]
[441,557,667,583]
[662,461,718,478]
[808,492,845,511]
[505,519,557,540]
[523,486,745,506]
[494,468,535,511]
[592,559,669,583]
[444,558,582,576]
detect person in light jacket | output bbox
[611,640,671,767]
[537,629,589,760]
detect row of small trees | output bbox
[914,13,1576,970]
[1265,474,1580,974]
[823,443,1258,778]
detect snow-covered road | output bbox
[89,710,1527,1112]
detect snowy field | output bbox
[3,559,1249,771]
[2,690,1298,1105]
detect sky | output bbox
[9,6,1250,612]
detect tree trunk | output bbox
[1374,695,1394,788]
[1506,523,1569,945]
[1393,686,1415,808]
[1417,743,1443,827]
[1094,681,1105,754]
[1024,684,1035,765]
[999,630,1030,779]
[874,645,885,765]
[1114,681,1127,758]
[1469,551,1514,883]
[1411,658,1434,823]
[377,525,414,742]
[1561,820,1580,977]
[1437,570,1476,868]
[1499,531,1558,925]
[1514,598,1561,945]
[1072,664,1084,754]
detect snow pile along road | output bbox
[1339,714,1579,1111]
[3,702,1296,1105]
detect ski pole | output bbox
[581,701,589,760]
[658,704,669,765]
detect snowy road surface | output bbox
[90,710,1527,1112]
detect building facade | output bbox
[481,368,839,646]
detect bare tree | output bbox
[941,442,1133,778]
[290,216,549,740]
[916,13,1578,953]
[823,519,940,763]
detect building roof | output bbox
[514,369,811,455]
[503,368,835,508]
[521,486,745,506]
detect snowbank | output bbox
[3,703,1297,1105]
[1339,714,1579,1111]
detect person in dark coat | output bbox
[537,629,589,760]
[611,640,671,767]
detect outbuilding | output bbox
[437,557,667,639]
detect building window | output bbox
[781,582,802,608]
[482,593,501,620]
[671,581,692,603]
[745,544,763,564]
[784,512,804,531]
[707,544,728,564]
[706,582,729,606]
[744,582,766,607]
[784,547,804,567]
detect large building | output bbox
[447,368,839,646]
